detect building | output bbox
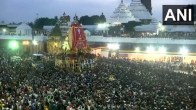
[16,23,32,36]
[109,0,139,24]
[109,0,152,24]
[0,21,18,35]
[0,23,47,55]
[128,0,152,24]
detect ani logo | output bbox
[163,5,195,25]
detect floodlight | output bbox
[179,47,189,55]
[146,46,155,53]
[32,40,38,45]
[107,43,120,50]
[22,41,30,45]
[158,46,167,54]
[3,28,6,32]
[98,23,109,29]
[135,47,140,52]
[8,41,19,50]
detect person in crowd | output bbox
[0,54,195,110]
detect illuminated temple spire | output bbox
[109,0,139,24]
[129,0,152,20]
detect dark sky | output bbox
[0,0,195,23]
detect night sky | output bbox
[0,0,195,23]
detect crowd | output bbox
[99,31,196,40]
[130,32,196,40]
[0,55,196,110]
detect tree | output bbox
[34,17,58,30]
[91,15,99,24]
[28,22,34,28]
[79,15,90,25]
[123,21,142,33]
[79,13,107,25]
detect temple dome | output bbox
[110,0,139,24]
[129,0,152,20]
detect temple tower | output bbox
[129,0,152,24]
[110,0,139,24]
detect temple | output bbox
[129,0,152,23]
[110,0,139,24]
[110,0,152,24]
[141,0,152,14]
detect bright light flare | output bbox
[98,23,109,29]
[146,46,155,53]
[3,28,6,32]
[107,43,120,50]
[9,41,19,50]
[32,40,38,45]
[179,47,189,55]
[22,41,30,45]
[158,46,167,54]
[135,47,140,52]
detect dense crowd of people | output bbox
[95,31,196,40]
[0,55,196,110]
[129,32,196,40]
